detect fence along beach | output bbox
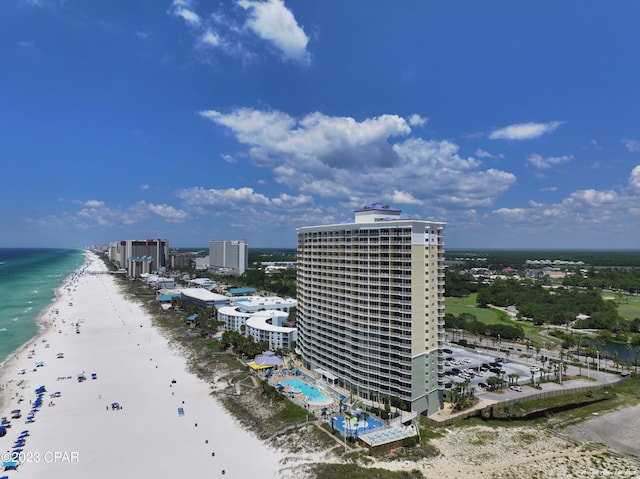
[0,252,284,478]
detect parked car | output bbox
[478,382,488,389]
[443,348,453,354]
[510,385,522,392]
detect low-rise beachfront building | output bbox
[141,274,175,289]
[217,295,298,349]
[188,278,217,290]
[229,287,256,296]
[245,310,297,349]
[217,306,250,332]
[180,288,230,309]
[232,295,297,313]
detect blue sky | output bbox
[2,1,640,249]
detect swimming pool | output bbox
[278,378,333,406]
[332,414,384,435]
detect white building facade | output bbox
[209,239,248,275]
[296,203,446,415]
[217,305,297,350]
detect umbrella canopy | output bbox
[253,351,284,367]
[2,461,18,470]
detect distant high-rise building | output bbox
[109,239,169,277]
[169,251,194,270]
[296,203,446,415]
[209,239,248,275]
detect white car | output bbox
[530,366,540,372]
[510,385,522,392]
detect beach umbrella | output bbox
[2,461,18,471]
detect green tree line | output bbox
[475,278,625,332]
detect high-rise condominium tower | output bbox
[296,203,445,415]
[209,239,248,275]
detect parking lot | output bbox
[442,344,544,397]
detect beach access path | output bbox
[0,253,284,478]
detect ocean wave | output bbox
[0,328,7,332]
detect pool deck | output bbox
[270,371,340,415]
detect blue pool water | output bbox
[278,378,333,406]
[332,414,384,435]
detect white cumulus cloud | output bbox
[526,154,572,169]
[169,0,201,26]
[238,0,309,63]
[200,30,220,47]
[630,165,640,190]
[408,114,427,127]
[199,107,517,210]
[489,121,563,140]
[622,139,640,152]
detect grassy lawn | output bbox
[446,294,503,323]
[609,293,640,321]
[445,294,555,347]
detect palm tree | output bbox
[344,412,351,440]
[353,413,361,438]
[612,350,619,370]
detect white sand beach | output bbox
[0,253,284,478]
[2,252,639,479]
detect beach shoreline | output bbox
[1,252,638,479]
[0,253,87,411]
[0,252,285,478]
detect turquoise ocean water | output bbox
[0,248,86,364]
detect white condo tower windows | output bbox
[296,203,446,415]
